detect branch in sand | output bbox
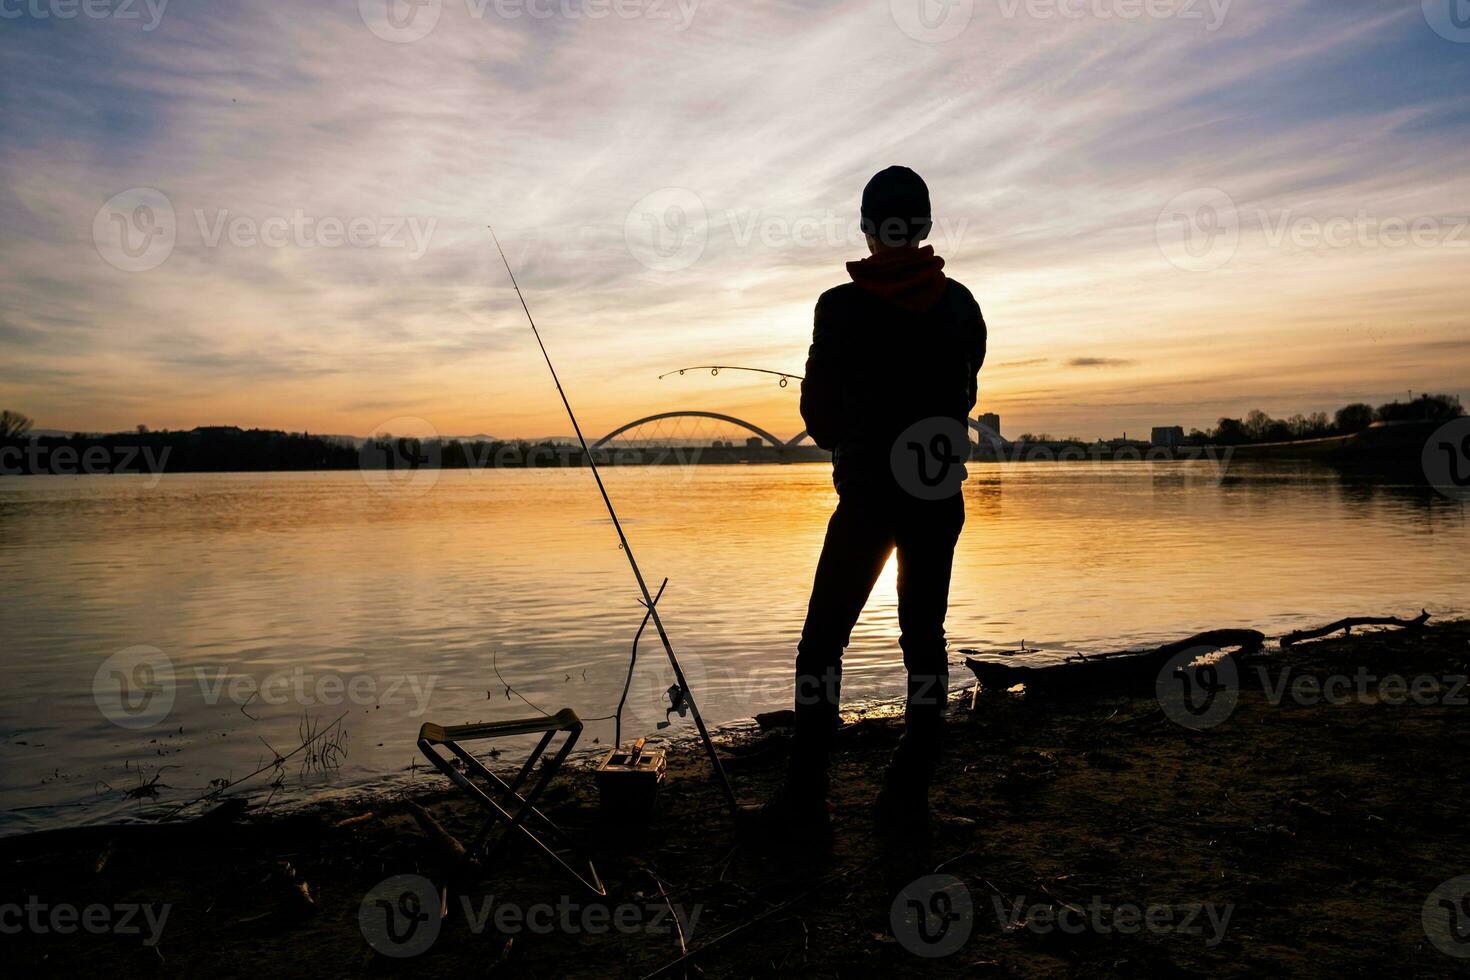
[1280,610,1430,649]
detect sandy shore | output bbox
[5,618,1469,977]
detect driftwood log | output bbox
[404,800,468,864]
[1280,610,1430,649]
[963,629,1265,697]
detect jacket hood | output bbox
[846,245,947,313]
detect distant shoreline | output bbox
[0,419,1448,477]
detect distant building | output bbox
[745,436,763,449]
[976,412,1002,438]
[1151,426,1185,447]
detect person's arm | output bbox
[800,292,844,450]
[966,301,988,414]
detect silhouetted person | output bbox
[757,166,986,857]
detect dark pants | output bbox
[790,491,964,797]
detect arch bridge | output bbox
[594,412,1008,449]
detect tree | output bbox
[0,410,33,439]
[1377,393,1463,423]
[1213,417,1248,445]
[1335,403,1375,433]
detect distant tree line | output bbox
[0,424,361,475]
[0,417,681,475]
[1191,393,1462,446]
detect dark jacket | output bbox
[800,246,986,496]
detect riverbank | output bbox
[5,619,1470,977]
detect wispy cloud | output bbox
[1069,357,1137,368]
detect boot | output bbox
[739,667,840,849]
[874,672,946,845]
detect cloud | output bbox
[1068,358,1138,368]
[0,1,1467,438]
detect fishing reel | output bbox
[658,682,692,730]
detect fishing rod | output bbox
[658,365,804,388]
[488,227,739,815]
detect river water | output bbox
[1,461,1465,834]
